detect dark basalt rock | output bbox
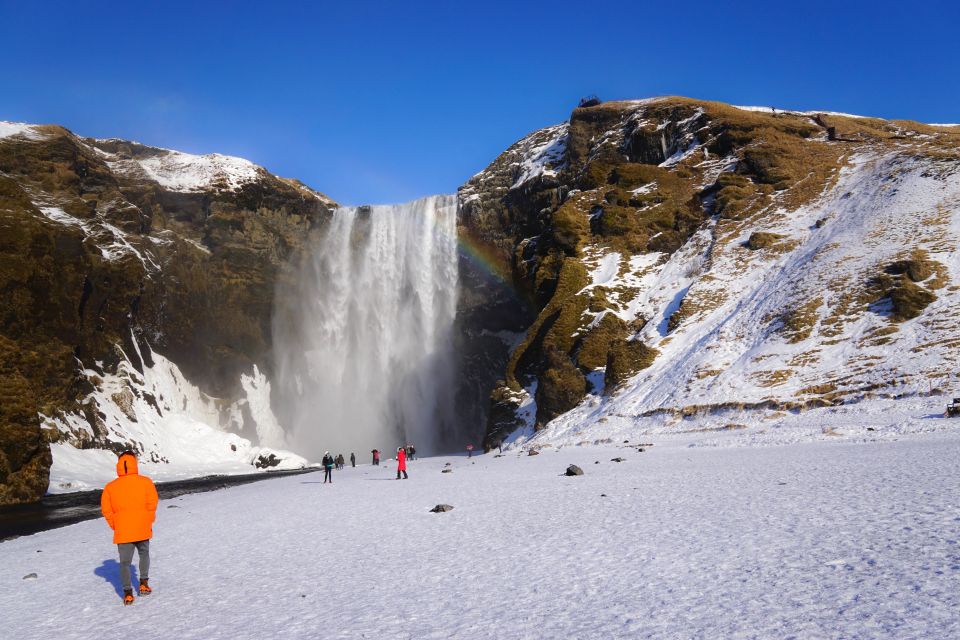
[430,504,454,513]
[565,464,584,476]
[254,453,282,469]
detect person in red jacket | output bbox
[101,451,159,605]
[396,446,408,480]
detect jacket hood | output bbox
[116,453,139,477]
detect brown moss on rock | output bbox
[576,312,629,370]
[746,231,787,250]
[506,258,589,389]
[604,339,658,390]
[536,349,587,424]
[550,200,590,256]
[781,297,823,343]
[884,249,938,283]
[869,251,945,322]
[886,277,937,321]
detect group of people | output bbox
[100,439,494,605]
[371,444,415,466]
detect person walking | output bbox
[322,452,334,483]
[467,443,474,458]
[100,451,159,605]
[372,449,380,466]
[350,452,356,468]
[408,445,416,461]
[396,447,408,480]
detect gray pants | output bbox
[118,540,150,591]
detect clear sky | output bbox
[1,0,957,204]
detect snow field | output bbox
[2,432,959,639]
[0,121,47,141]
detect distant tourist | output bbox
[336,454,345,470]
[100,451,159,605]
[396,447,409,480]
[408,444,416,460]
[467,443,474,458]
[322,452,334,483]
[372,449,380,466]
[350,452,356,468]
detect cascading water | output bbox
[273,195,459,459]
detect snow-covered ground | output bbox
[3,426,959,639]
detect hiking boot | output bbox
[123,589,135,606]
[139,579,152,595]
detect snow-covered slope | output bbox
[529,150,960,441]
[101,146,264,192]
[2,430,958,638]
[459,97,960,448]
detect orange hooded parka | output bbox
[100,452,159,544]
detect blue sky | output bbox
[1,1,957,204]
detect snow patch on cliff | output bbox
[511,124,568,189]
[37,206,158,269]
[240,366,288,450]
[0,121,47,141]
[45,348,306,493]
[138,151,260,192]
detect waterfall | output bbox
[273,195,459,459]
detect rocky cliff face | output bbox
[0,123,334,503]
[4,97,958,501]
[458,98,960,447]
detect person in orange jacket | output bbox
[101,451,159,605]
[396,446,408,480]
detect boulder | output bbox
[430,504,454,513]
[565,464,584,476]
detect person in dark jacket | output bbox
[322,452,334,483]
[350,452,356,468]
[408,445,416,460]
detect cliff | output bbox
[0,123,334,503]
[457,98,960,446]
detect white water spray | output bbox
[273,195,459,458]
